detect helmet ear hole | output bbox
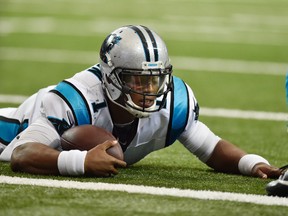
[105,74,113,84]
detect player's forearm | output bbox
[10,142,60,175]
[206,139,246,174]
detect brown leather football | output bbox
[60,125,123,160]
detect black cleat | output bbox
[266,169,288,197]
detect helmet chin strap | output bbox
[125,94,156,118]
[125,105,150,118]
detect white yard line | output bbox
[0,14,287,46]
[0,175,287,206]
[172,56,288,75]
[0,94,287,121]
[0,94,29,104]
[0,47,287,75]
[200,107,288,121]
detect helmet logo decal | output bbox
[100,34,122,64]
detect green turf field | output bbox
[0,0,288,215]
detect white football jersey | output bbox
[0,64,220,164]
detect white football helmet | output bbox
[100,25,173,118]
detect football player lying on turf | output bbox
[0,25,283,178]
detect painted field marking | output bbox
[200,107,288,121]
[0,47,287,75]
[0,94,29,104]
[0,175,287,207]
[1,14,287,46]
[0,94,287,121]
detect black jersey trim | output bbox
[87,64,102,81]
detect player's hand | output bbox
[251,163,282,179]
[84,140,127,177]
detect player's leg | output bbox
[0,86,53,153]
[0,108,18,153]
[0,93,38,150]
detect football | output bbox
[60,125,123,160]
